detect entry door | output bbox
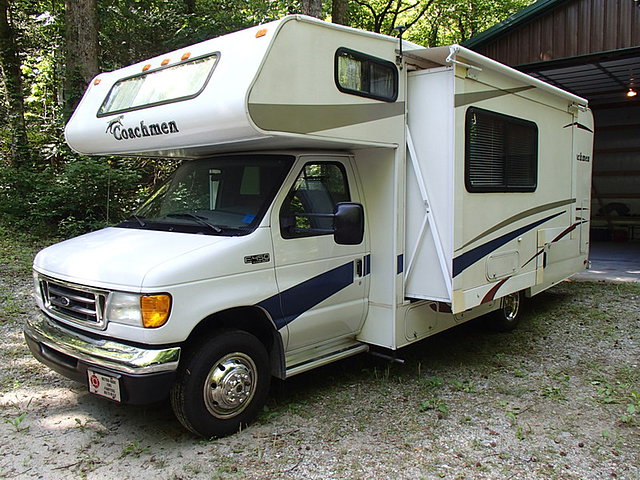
[271,155,369,352]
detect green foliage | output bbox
[349,0,534,45]
[591,367,640,426]
[1,0,536,238]
[3,411,29,432]
[98,0,293,70]
[0,157,141,237]
[418,396,449,416]
[120,440,150,458]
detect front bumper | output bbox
[24,314,181,404]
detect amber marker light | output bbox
[161,58,171,66]
[256,28,268,38]
[142,64,151,71]
[93,78,101,85]
[141,294,172,328]
[181,52,191,61]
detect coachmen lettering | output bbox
[106,118,180,141]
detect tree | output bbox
[0,0,29,168]
[332,0,349,25]
[63,0,99,118]
[351,0,435,35]
[407,0,534,47]
[0,0,536,237]
[302,0,322,18]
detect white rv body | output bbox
[26,16,593,437]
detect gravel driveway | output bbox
[1,259,639,479]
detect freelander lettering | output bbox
[106,118,179,141]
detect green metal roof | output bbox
[463,0,573,49]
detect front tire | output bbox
[486,291,522,332]
[170,330,270,437]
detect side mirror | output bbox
[334,202,364,245]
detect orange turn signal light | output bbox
[140,294,172,328]
[93,78,101,85]
[142,64,151,71]
[256,28,268,38]
[161,58,170,66]
[181,52,191,61]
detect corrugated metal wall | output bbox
[470,0,640,240]
[477,0,640,66]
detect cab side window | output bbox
[280,162,350,239]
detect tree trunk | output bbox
[0,0,30,168]
[332,0,349,25]
[184,0,195,15]
[64,0,99,119]
[301,0,323,18]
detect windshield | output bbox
[118,155,294,235]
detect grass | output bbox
[0,227,51,276]
[120,440,150,458]
[0,228,51,324]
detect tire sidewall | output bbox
[487,291,522,332]
[172,330,270,437]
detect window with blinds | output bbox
[335,48,398,102]
[465,107,538,193]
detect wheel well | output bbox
[184,306,285,379]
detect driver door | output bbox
[271,155,369,353]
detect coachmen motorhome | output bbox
[24,15,593,437]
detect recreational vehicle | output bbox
[24,15,593,437]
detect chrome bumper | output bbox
[24,314,181,375]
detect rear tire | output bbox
[486,291,522,332]
[170,330,270,438]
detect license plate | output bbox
[87,369,121,402]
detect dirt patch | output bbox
[1,265,639,479]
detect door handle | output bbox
[355,259,363,277]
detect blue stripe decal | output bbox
[257,261,355,330]
[453,212,563,277]
[364,254,371,276]
[397,254,404,274]
[256,294,283,328]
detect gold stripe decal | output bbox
[248,102,405,134]
[456,198,576,252]
[454,86,534,108]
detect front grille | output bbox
[40,277,108,330]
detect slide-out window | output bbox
[335,48,398,102]
[98,54,219,117]
[465,107,538,193]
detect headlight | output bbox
[106,292,142,326]
[33,272,42,300]
[106,292,172,328]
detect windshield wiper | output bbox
[130,215,147,227]
[121,215,147,228]
[166,213,222,233]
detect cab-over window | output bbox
[335,48,398,102]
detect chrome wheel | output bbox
[203,352,258,418]
[486,291,523,332]
[502,292,520,322]
[171,330,271,437]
